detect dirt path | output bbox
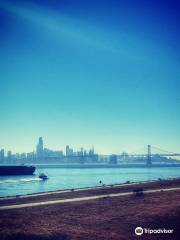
[1,186,180,210]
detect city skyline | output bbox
[1,137,180,165]
[0,0,180,154]
[0,137,96,156]
[0,137,179,159]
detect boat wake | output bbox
[0,177,42,184]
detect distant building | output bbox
[7,151,12,163]
[44,148,63,158]
[109,154,117,164]
[66,145,73,156]
[36,137,44,159]
[80,147,84,155]
[15,153,20,159]
[20,153,26,159]
[66,145,70,156]
[0,149,5,163]
[89,146,95,156]
[27,152,35,160]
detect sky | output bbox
[0,0,180,154]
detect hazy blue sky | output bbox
[0,0,180,154]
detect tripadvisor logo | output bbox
[135,227,143,236]
[135,226,173,236]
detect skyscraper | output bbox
[0,148,5,163]
[36,137,44,159]
[66,145,70,156]
[7,151,12,163]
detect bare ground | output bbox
[0,179,180,240]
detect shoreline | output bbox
[1,177,180,200]
[1,178,180,206]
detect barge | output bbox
[0,165,36,175]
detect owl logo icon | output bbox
[135,227,143,236]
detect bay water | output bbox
[0,166,180,197]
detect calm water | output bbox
[0,166,180,197]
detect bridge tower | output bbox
[147,144,152,166]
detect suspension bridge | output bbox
[117,145,180,165]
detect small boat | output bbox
[39,173,48,180]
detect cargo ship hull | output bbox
[0,166,36,175]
